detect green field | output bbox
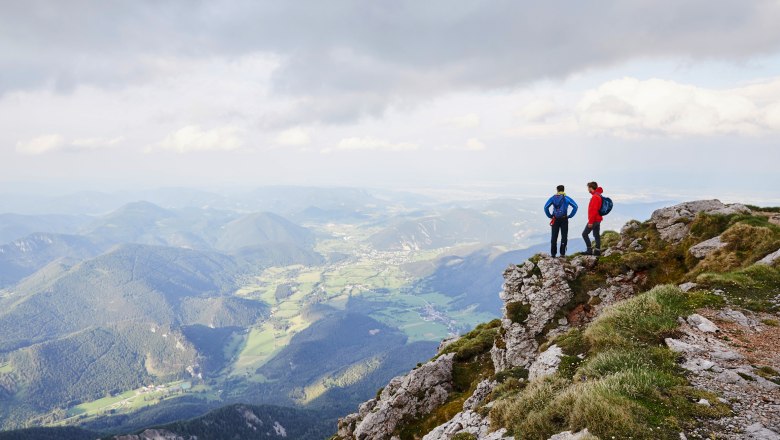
[40,225,503,431]
[54,380,215,427]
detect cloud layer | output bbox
[4,1,780,124]
[511,77,780,138]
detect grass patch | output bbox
[695,223,780,273]
[754,365,780,384]
[747,204,780,213]
[601,230,620,249]
[489,285,730,439]
[696,264,780,312]
[506,302,532,324]
[438,320,501,362]
[494,367,528,383]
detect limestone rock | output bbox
[338,353,456,440]
[758,248,780,266]
[678,282,698,292]
[421,409,513,440]
[650,200,750,242]
[717,309,755,327]
[682,357,715,372]
[689,235,727,258]
[463,379,497,411]
[491,257,577,372]
[528,344,563,381]
[746,422,780,440]
[113,430,192,440]
[687,314,719,333]
[665,338,704,354]
[546,429,593,440]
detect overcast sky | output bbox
[1,1,779,202]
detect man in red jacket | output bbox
[582,181,603,256]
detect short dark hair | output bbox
[587,181,598,190]
[556,185,564,192]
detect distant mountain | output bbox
[213,212,315,253]
[85,202,216,249]
[0,244,267,427]
[103,403,335,440]
[0,233,102,287]
[0,213,91,244]
[368,208,525,250]
[412,242,585,314]
[0,244,248,351]
[0,426,98,440]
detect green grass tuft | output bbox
[438,320,501,362]
[696,264,780,312]
[489,285,731,439]
[506,302,532,324]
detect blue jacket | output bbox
[544,194,578,219]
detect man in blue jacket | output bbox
[544,185,578,258]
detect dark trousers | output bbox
[550,217,568,256]
[582,222,601,253]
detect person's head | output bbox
[556,185,565,193]
[587,181,598,193]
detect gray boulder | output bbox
[528,344,564,381]
[758,248,780,266]
[546,429,593,440]
[687,313,719,333]
[689,235,727,258]
[746,422,780,440]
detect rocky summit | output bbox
[334,200,780,440]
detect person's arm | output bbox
[544,197,554,218]
[566,196,578,218]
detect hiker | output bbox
[544,185,578,258]
[583,181,604,256]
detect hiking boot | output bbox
[594,249,601,256]
[583,250,593,256]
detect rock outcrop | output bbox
[649,200,750,242]
[337,353,456,440]
[336,200,780,440]
[114,430,193,440]
[490,257,587,372]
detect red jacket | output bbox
[587,187,604,224]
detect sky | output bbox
[1,0,779,203]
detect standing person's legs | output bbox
[593,222,601,255]
[560,217,568,256]
[582,224,593,253]
[551,218,560,257]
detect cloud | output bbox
[442,113,481,128]
[157,125,244,153]
[3,1,780,124]
[507,76,780,138]
[16,134,123,155]
[274,127,311,146]
[322,136,418,153]
[464,138,486,151]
